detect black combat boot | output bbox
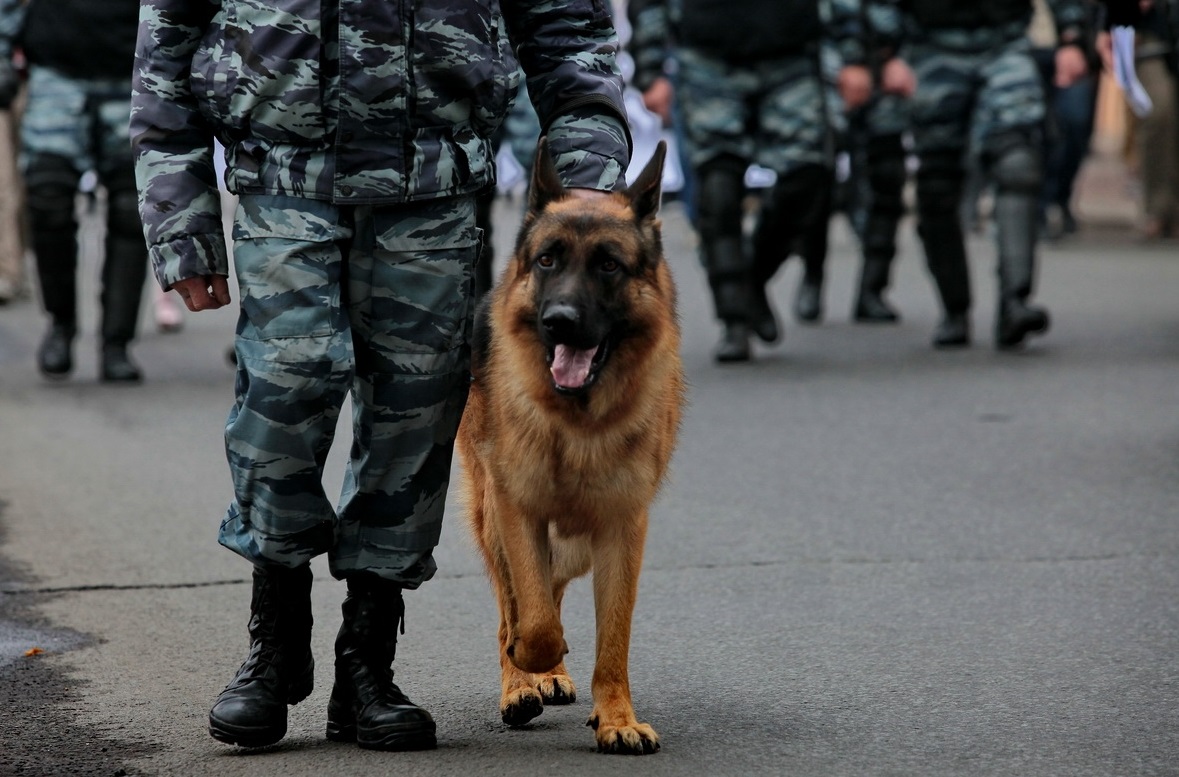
[325,576,437,751]
[208,564,315,748]
[714,321,752,363]
[793,275,822,324]
[932,312,971,348]
[38,322,76,378]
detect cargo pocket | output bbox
[230,196,344,349]
[367,198,478,375]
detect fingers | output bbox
[172,276,231,312]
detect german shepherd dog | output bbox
[456,139,684,755]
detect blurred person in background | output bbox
[1098,0,1179,239]
[628,0,874,363]
[0,0,147,381]
[864,0,1091,349]
[0,3,24,306]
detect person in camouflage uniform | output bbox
[131,0,630,752]
[864,0,1090,348]
[628,0,873,362]
[0,0,147,381]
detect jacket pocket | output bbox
[190,0,324,140]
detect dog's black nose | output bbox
[541,303,581,339]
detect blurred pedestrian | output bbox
[1033,0,1102,240]
[132,0,630,752]
[629,0,871,363]
[1098,0,1179,239]
[0,9,24,306]
[0,0,147,380]
[865,0,1091,349]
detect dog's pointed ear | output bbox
[528,137,566,214]
[627,141,666,223]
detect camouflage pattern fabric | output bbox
[132,0,631,293]
[905,34,1044,156]
[675,47,830,174]
[219,195,476,586]
[19,66,134,176]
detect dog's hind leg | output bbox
[586,512,660,755]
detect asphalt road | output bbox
[0,185,1177,777]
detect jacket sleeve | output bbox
[130,0,227,291]
[500,0,632,191]
[626,0,671,93]
[0,0,23,60]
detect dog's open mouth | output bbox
[549,340,611,394]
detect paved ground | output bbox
[0,149,1177,777]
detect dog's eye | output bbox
[601,259,620,274]
[536,254,555,269]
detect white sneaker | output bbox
[154,288,184,332]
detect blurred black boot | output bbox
[38,322,75,378]
[932,312,970,348]
[208,564,315,748]
[100,343,142,383]
[794,276,822,323]
[326,576,437,751]
[714,321,752,363]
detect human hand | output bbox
[880,58,917,98]
[838,65,873,110]
[1054,44,1088,88]
[171,275,231,312]
[641,76,674,126]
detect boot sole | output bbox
[208,718,286,748]
[326,719,437,751]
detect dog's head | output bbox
[506,138,668,397]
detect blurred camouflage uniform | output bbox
[0,0,147,380]
[132,0,631,751]
[865,0,1090,348]
[628,0,862,361]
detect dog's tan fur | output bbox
[456,141,683,754]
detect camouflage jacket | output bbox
[861,0,1090,53]
[627,0,866,92]
[132,0,632,291]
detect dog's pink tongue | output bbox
[551,344,598,389]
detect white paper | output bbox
[1112,25,1153,118]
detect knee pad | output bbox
[915,150,965,218]
[24,154,80,228]
[694,155,748,242]
[988,144,1042,196]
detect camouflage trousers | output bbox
[906,34,1044,157]
[676,46,830,174]
[19,66,133,175]
[219,194,477,587]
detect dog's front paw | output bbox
[501,687,544,727]
[587,714,660,755]
[536,672,576,705]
